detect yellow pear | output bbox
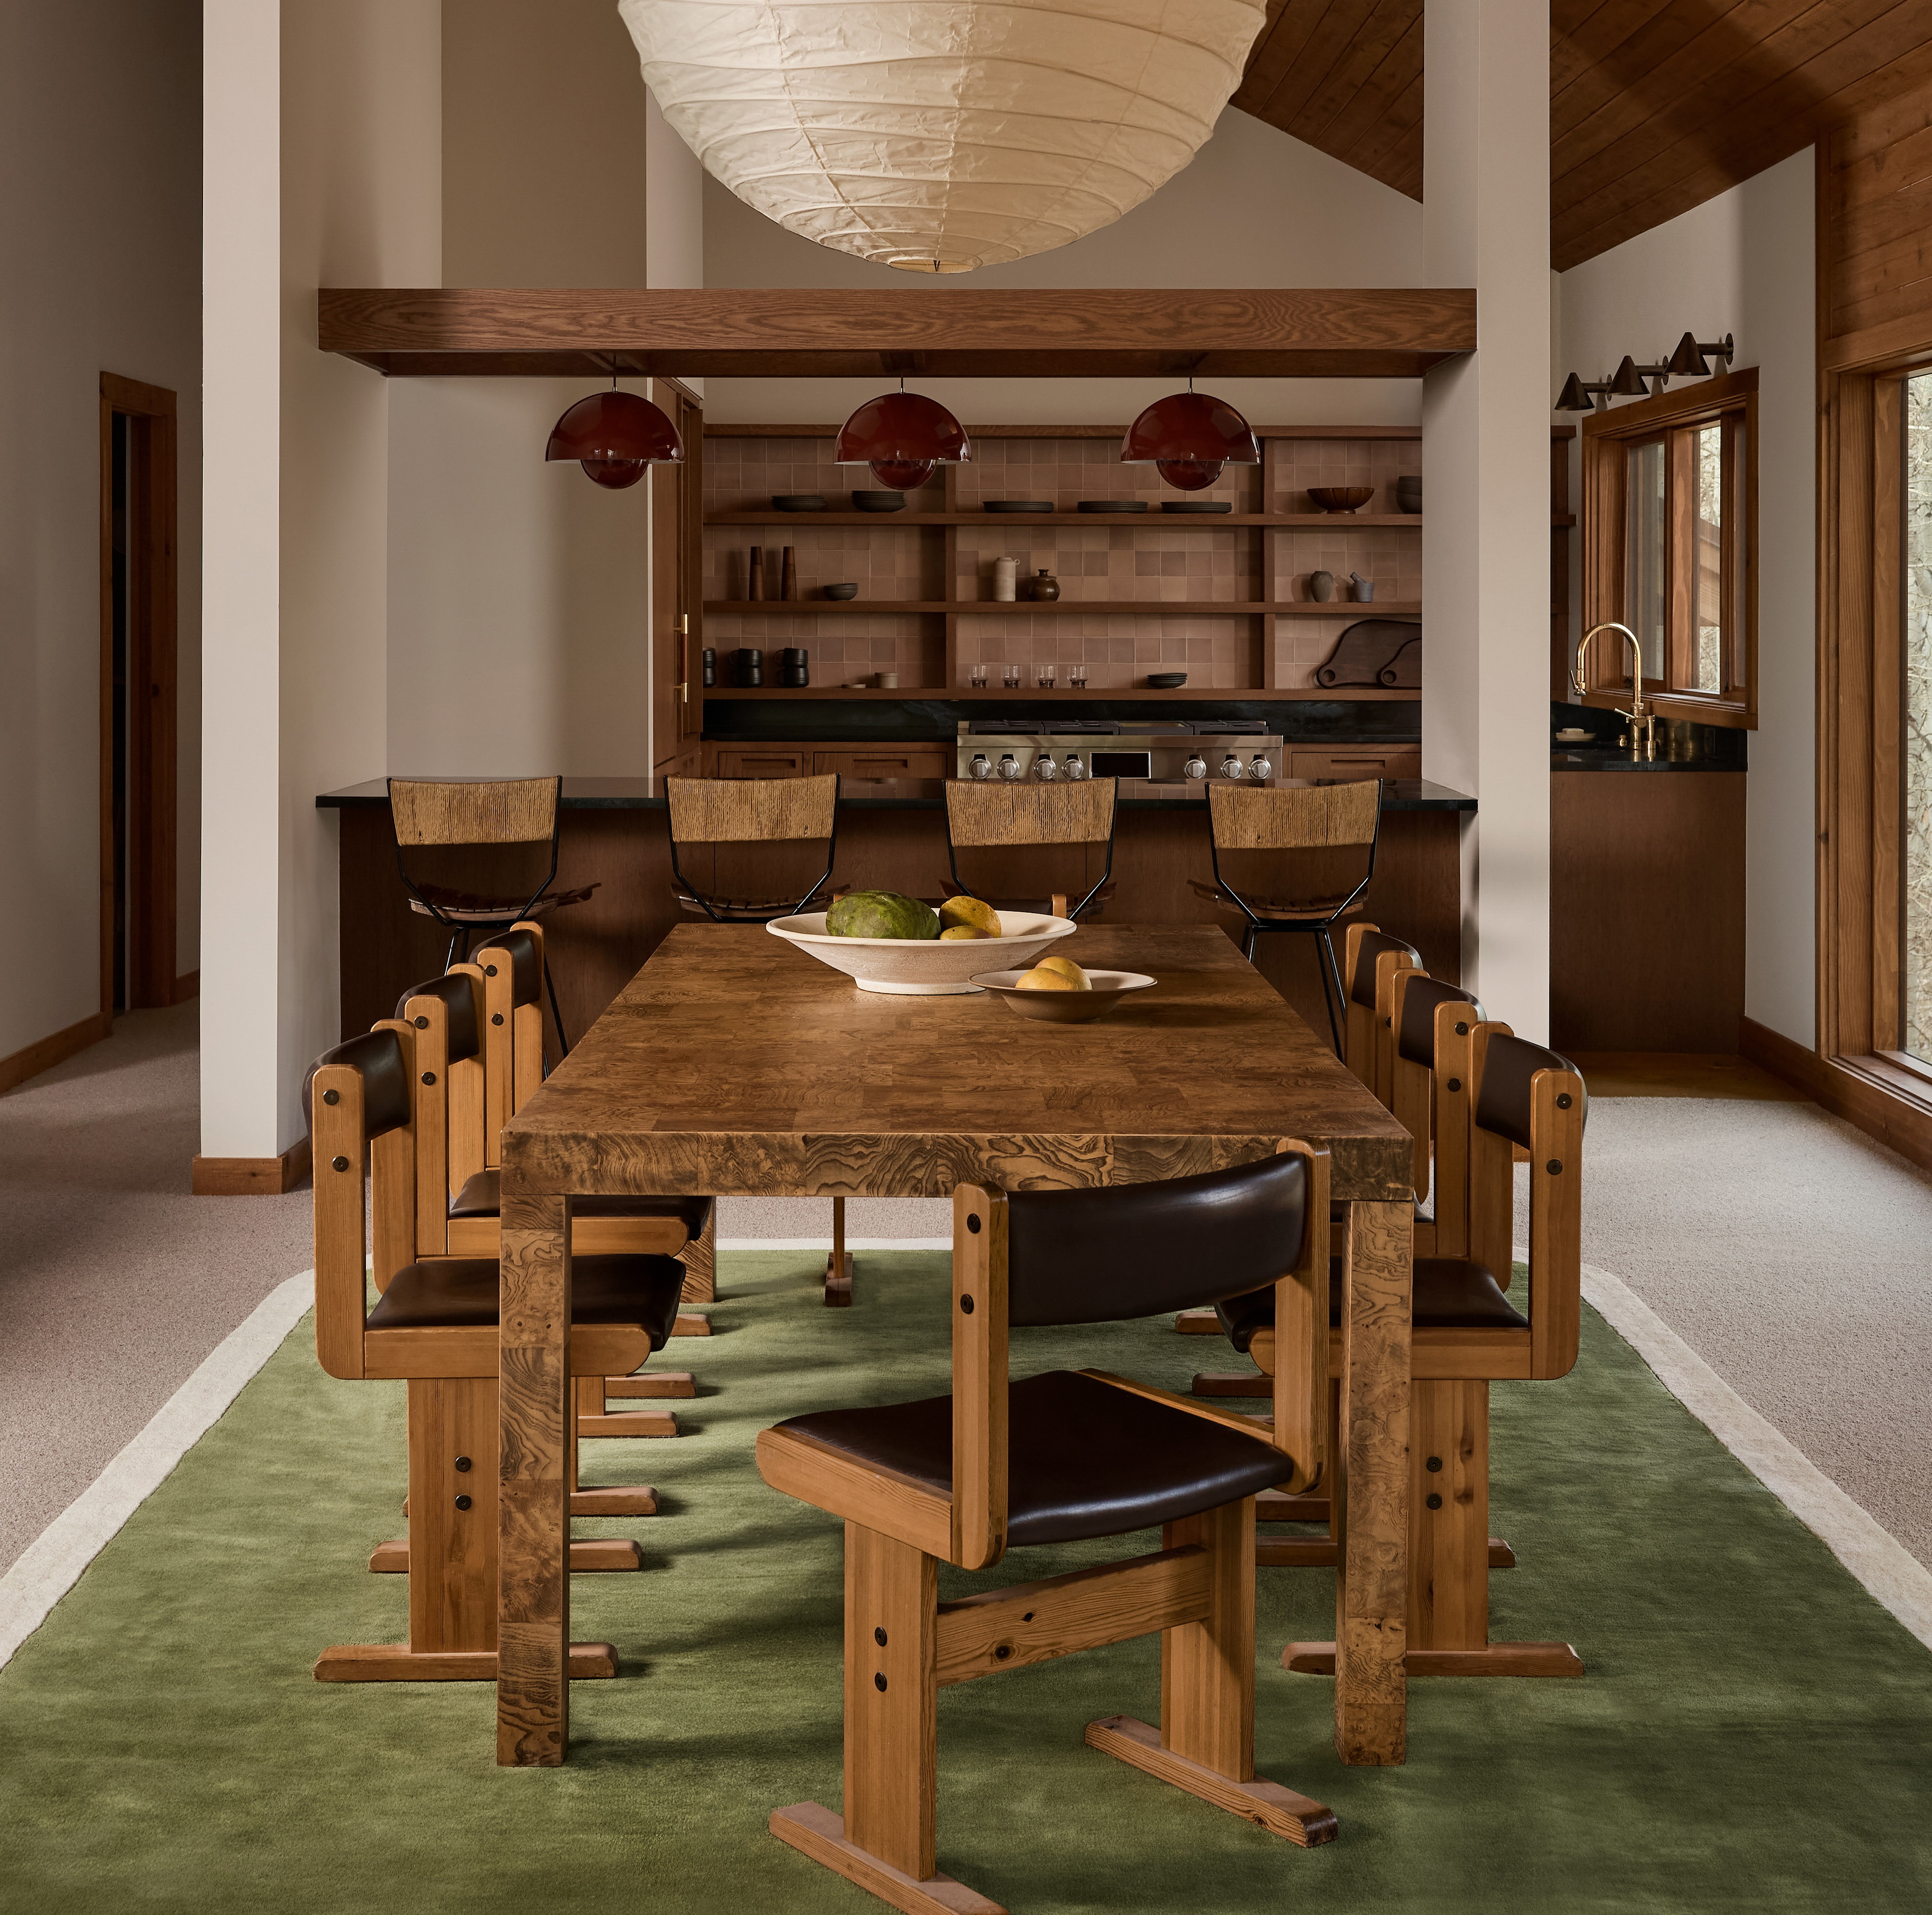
[938,924,988,940]
[938,896,1003,938]
[1031,953,1091,989]
[1014,966,1079,991]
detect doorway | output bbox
[99,373,178,1014]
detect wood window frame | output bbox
[1580,365,1759,729]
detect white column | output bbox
[1421,0,1552,1038]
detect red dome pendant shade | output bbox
[1120,389,1260,491]
[545,389,684,490]
[835,390,971,492]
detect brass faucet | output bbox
[1574,621,1659,760]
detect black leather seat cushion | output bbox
[448,1169,712,1232]
[1215,1256,1527,1353]
[365,1254,686,1351]
[775,1369,1291,1549]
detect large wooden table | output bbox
[496,923,1415,1769]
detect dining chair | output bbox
[1219,1026,1588,1678]
[756,1148,1339,1913]
[666,772,839,924]
[304,1023,689,1683]
[388,776,593,1054]
[941,776,1117,921]
[1188,780,1381,1052]
[1342,921,1422,1102]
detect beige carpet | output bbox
[0,1006,312,1572]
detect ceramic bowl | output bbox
[971,968,1156,1024]
[767,911,1076,995]
[1308,486,1376,513]
[851,491,907,512]
[823,582,860,600]
[1553,727,1592,742]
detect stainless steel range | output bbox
[956,720,1283,794]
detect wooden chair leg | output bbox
[770,1522,983,1913]
[316,1376,620,1682]
[575,1372,679,1438]
[825,1195,855,1306]
[1088,1498,1335,1845]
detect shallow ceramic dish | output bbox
[1145,672,1188,688]
[984,500,1054,512]
[851,491,907,512]
[971,969,1156,1024]
[1308,486,1376,513]
[767,911,1076,995]
[1553,727,1591,742]
[1162,500,1232,513]
[1077,500,1149,513]
[772,494,825,511]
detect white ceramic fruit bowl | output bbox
[766,911,1076,994]
[971,969,1156,1024]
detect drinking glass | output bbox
[1036,662,1057,689]
[1069,664,1089,691]
[968,662,987,689]
[1002,663,1021,690]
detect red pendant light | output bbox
[1120,386,1260,491]
[546,386,684,490]
[834,388,971,492]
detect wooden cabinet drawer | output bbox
[711,747,809,779]
[1288,748,1422,783]
[812,745,951,781]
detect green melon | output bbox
[825,890,941,940]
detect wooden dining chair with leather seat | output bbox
[1342,921,1422,1104]
[941,777,1118,922]
[1215,1028,1588,1677]
[1188,781,1381,1053]
[305,1024,689,1683]
[666,772,839,924]
[756,1148,1339,1915]
[388,775,591,1054]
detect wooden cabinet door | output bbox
[711,746,809,779]
[1288,747,1422,782]
[812,745,951,781]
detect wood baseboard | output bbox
[1739,1017,1932,1177]
[0,1010,113,1096]
[192,1135,312,1195]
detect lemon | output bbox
[1014,967,1079,992]
[938,924,988,940]
[1031,953,1091,990]
[938,896,1003,938]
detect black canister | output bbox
[778,646,809,688]
[734,646,764,687]
[700,647,716,688]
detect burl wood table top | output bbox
[502,923,1411,1202]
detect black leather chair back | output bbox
[1397,977,1481,1068]
[1005,1153,1309,1328]
[1475,1033,1588,1148]
[394,972,482,1064]
[300,1030,411,1138]
[481,927,542,1008]
[1349,930,1419,1009]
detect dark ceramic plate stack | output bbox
[1077,500,1148,513]
[1161,500,1232,514]
[851,491,907,512]
[1146,672,1188,688]
[984,500,1055,513]
[772,494,825,511]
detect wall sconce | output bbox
[835,387,971,492]
[1119,384,1261,491]
[545,382,683,489]
[1556,372,1614,413]
[1667,331,1736,377]
[1609,354,1673,399]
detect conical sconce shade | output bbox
[1666,333,1709,378]
[835,391,972,493]
[1556,372,1593,412]
[1120,390,1259,491]
[546,390,684,489]
[1609,356,1652,398]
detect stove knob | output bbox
[968,753,992,780]
[998,753,1022,781]
[1220,754,1245,779]
[1184,752,1208,781]
[1249,753,1274,781]
[1063,753,1088,780]
[1035,753,1059,781]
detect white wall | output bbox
[201,0,441,1158]
[0,2,202,1061]
[700,106,1427,428]
[1557,150,1817,1049]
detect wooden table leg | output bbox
[825,1195,855,1307]
[1334,1197,1411,1765]
[497,1184,572,1766]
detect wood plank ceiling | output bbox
[1233,1,1932,271]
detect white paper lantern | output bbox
[619,0,1266,273]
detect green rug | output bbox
[2,1251,1928,1914]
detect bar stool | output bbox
[941,777,1117,921]
[1188,780,1381,1053]
[304,1024,688,1683]
[756,1147,1338,1912]
[666,773,838,923]
[388,776,592,1053]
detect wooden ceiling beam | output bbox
[316,287,1475,379]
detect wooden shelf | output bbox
[704,510,1425,528]
[1275,601,1421,617]
[706,600,1279,617]
[701,685,1421,701]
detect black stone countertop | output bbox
[1549,701,1748,772]
[317,775,1477,813]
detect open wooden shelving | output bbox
[702,684,1422,701]
[705,510,1427,529]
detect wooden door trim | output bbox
[99,372,178,1014]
